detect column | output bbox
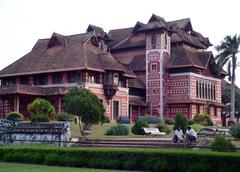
[58,96,62,113]
[13,95,20,113]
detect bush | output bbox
[28,98,55,117]
[138,115,159,124]
[131,120,149,135]
[56,113,75,121]
[173,113,188,132]
[31,114,49,122]
[187,120,195,125]
[193,114,213,126]
[105,124,129,136]
[155,123,171,134]
[211,136,236,152]
[0,147,240,172]
[5,112,24,121]
[157,117,164,124]
[164,118,175,125]
[191,124,202,133]
[117,116,130,124]
[230,124,240,139]
[102,115,110,123]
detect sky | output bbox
[0,0,239,84]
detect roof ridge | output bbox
[168,18,190,23]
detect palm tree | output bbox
[215,35,240,124]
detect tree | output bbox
[27,98,55,117]
[173,113,188,132]
[64,87,105,135]
[215,35,240,124]
[222,82,240,125]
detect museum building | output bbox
[0,14,226,124]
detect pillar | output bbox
[13,95,19,113]
[58,96,62,113]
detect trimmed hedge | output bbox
[0,147,239,172]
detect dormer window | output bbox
[47,33,65,49]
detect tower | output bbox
[141,14,171,118]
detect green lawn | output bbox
[0,162,137,172]
[70,122,174,139]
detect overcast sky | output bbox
[0,0,239,84]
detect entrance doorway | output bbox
[113,101,119,120]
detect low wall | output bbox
[0,120,71,146]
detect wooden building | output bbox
[0,14,226,124]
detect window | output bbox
[20,76,29,85]
[151,64,157,71]
[213,85,216,100]
[53,73,62,84]
[68,71,82,83]
[34,75,47,85]
[2,77,16,86]
[197,105,200,114]
[214,107,217,116]
[196,81,199,98]
[113,73,119,85]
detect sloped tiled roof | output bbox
[0,32,135,78]
[108,14,212,50]
[167,46,212,69]
[128,55,146,71]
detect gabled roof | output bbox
[108,14,211,50]
[168,18,192,31]
[86,24,111,41]
[47,32,66,48]
[167,45,212,69]
[139,14,169,32]
[0,32,135,78]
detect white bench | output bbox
[142,127,166,137]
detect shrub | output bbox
[230,124,240,139]
[145,115,151,124]
[56,113,75,121]
[31,114,49,122]
[131,120,149,135]
[105,124,129,136]
[5,112,24,121]
[193,114,213,126]
[164,118,175,125]
[28,98,55,117]
[155,123,171,134]
[117,116,130,124]
[102,115,110,124]
[138,115,159,124]
[191,124,202,133]
[173,113,188,132]
[211,136,236,152]
[187,119,195,125]
[0,147,240,172]
[157,117,164,124]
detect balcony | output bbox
[103,84,118,100]
[0,84,68,96]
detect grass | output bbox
[0,162,137,172]
[70,122,174,139]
